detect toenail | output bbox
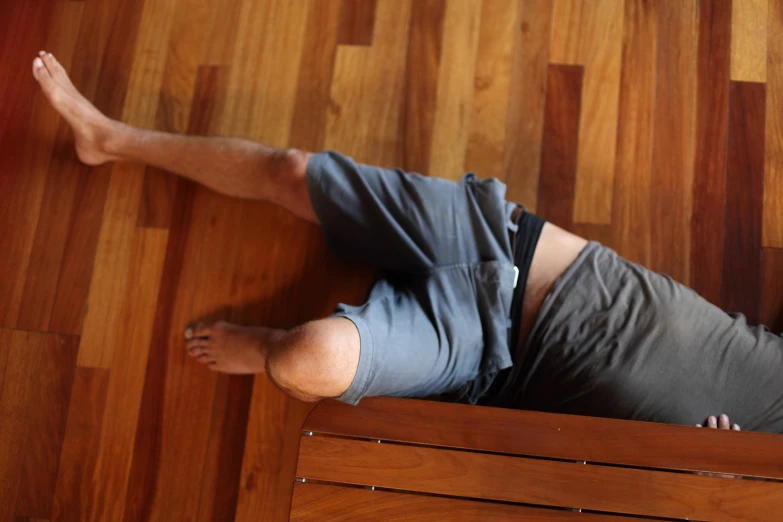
[185,328,193,339]
[34,57,43,68]
[39,50,45,56]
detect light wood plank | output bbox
[297,435,783,521]
[549,0,585,65]
[731,0,768,82]
[428,0,483,180]
[764,1,783,247]
[465,0,518,179]
[571,0,623,224]
[326,0,413,167]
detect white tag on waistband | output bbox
[513,266,519,289]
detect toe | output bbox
[719,414,730,430]
[41,52,64,79]
[186,338,208,354]
[732,423,741,431]
[32,57,55,93]
[707,416,717,429]
[186,322,212,340]
[195,353,214,364]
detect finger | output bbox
[732,424,741,431]
[708,416,717,429]
[719,414,730,430]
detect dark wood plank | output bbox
[649,0,697,284]
[400,0,446,174]
[0,331,46,521]
[761,248,783,333]
[337,0,378,46]
[51,368,110,522]
[721,81,765,322]
[610,0,657,264]
[290,482,640,522]
[503,0,553,211]
[137,167,178,229]
[690,0,732,304]
[536,64,583,231]
[304,398,783,479]
[289,0,342,152]
[298,435,783,521]
[15,335,79,520]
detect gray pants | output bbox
[307,151,783,433]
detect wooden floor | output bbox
[2,0,783,520]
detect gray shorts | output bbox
[306,151,518,405]
[492,243,783,434]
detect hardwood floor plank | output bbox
[0,329,11,396]
[48,168,112,335]
[201,0,243,66]
[289,0,342,152]
[77,165,145,368]
[325,0,412,167]
[427,0,483,180]
[85,228,169,522]
[400,0,446,174]
[649,0,698,284]
[690,0,732,303]
[0,331,46,521]
[549,0,585,65]
[722,81,765,322]
[15,335,79,520]
[219,0,312,143]
[337,0,378,47]
[731,0,768,82]
[571,0,623,225]
[51,368,110,522]
[503,0,553,212]
[464,0,518,179]
[537,64,583,231]
[137,167,178,229]
[763,1,783,247]
[761,248,783,333]
[610,0,657,264]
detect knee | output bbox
[267,148,309,191]
[266,318,359,401]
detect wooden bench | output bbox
[290,397,783,521]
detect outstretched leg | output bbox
[31,51,316,222]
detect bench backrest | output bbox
[291,397,783,521]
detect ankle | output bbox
[100,120,135,159]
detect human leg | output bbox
[32,52,316,222]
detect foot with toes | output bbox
[185,321,283,374]
[32,50,119,165]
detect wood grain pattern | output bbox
[761,248,783,333]
[503,0,554,212]
[731,0,767,82]
[690,0,732,303]
[304,398,783,479]
[337,0,377,46]
[722,81,765,322]
[427,0,483,180]
[537,64,583,230]
[764,1,783,247]
[610,0,656,265]
[297,435,783,521]
[290,482,639,522]
[400,0,446,174]
[15,335,79,520]
[571,0,623,225]
[464,0,518,179]
[648,0,697,284]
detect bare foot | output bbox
[184,321,284,374]
[32,51,119,166]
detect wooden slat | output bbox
[297,435,783,521]
[503,0,554,212]
[201,0,243,66]
[304,398,783,479]
[427,0,483,180]
[537,64,583,230]
[400,0,446,175]
[337,0,377,47]
[289,0,342,152]
[51,368,110,522]
[721,81,765,322]
[731,0,768,82]
[137,167,178,229]
[290,483,640,522]
[690,0,731,303]
[548,0,584,65]
[764,2,783,247]
[761,247,783,333]
[464,0,518,179]
[609,0,656,265]
[570,0,623,225]
[648,0,697,284]
[0,331,46,521]
[15,335,79,520]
